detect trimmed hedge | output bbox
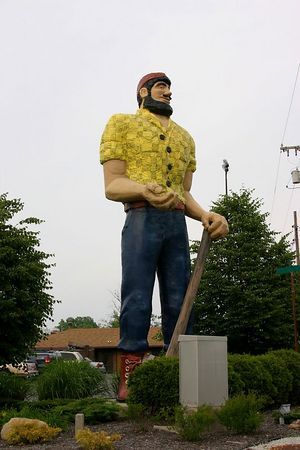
[229,350,300,406]
[127,357,179,413]
[127,350,300,411]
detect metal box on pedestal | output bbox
[178,335,228,407]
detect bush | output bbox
[218,394,264,433]
[227,361,245,397]
[127,357,179,414]
[0,371,29,401]
[257,353,292,405]
[228,354,273,402]
[76,428,121,450]
[52,398,120,424]
[36,360,108,400]
[268,350,300,404]
[175,405,216,441]
[2,418,61,445]
[0,404,69,430]
[0,398,120,430]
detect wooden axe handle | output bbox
[166,229,212,358]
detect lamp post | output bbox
[222,159,229,196]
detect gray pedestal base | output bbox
[178,335,228,408]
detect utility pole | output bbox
[222,159,229,196]
[294,211,300,265]
[280,144,300,157]
[291,211,299,352]
[276,212,300,352]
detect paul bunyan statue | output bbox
[100,72,229,401]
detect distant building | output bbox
[35,327,163,372]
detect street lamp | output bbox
[222,159,229,196]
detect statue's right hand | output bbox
[143,183,179,210]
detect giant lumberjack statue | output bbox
[100,72,229,401]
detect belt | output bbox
[124,201,185,212]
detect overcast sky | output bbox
[1,0,299,328]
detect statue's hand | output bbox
[143,183,179,210]
[201,211,229,240]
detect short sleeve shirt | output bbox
[100,108,196,203]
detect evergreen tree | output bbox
[192,188,296,354]
[0,194,57,364]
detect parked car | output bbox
[84,357,106,373]
[5,356,39,377]
[58,351,106,373]
[58,351,84,362]
[34,351,61,370]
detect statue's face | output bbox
[140,80,173,117]
[150,81,172,105]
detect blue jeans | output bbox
[118,207,191,352]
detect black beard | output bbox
[143,95,173,117]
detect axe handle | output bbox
[166,229,212,358]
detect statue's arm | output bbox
[103,160,179,209]
[103,160,145,202]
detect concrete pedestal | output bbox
[178,335,228,408]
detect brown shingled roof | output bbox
[35,327,163,350]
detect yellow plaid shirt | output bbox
[100,108,196,203]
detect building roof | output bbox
[35,327,163,350]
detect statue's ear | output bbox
[139,87,148,99]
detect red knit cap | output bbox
[137,72,170,94]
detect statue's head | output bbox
[137,72,173,117]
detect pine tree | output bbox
[192,188,296,354]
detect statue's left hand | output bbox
[201,211,229,240]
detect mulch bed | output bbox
[0,412,299,450]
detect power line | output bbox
[282,188,294,235]
[281,62,300,146]
[271,63,300,225]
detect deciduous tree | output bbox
[57,316,99,331]
[0,194,57,364]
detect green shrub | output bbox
[175,405,216,441]
[218,393,264,433]
[228,354,273,402]
[257,353,292,405]
[227,361,245,397]
[0,398,120,430]
[269,350,300,404]
[0,404,69,430]
[36,360,108,400]
[52,398,120,424]
[0,372,29,401]
[126,403,147,421]
[127,357,179,414]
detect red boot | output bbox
[117,353,143,402]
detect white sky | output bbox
[1,0,299,328]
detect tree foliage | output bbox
[57,316,99,331]
[192,188,295,354]
[0,193,57,365]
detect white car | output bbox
[57,351,106,373]
[84,357,106,373]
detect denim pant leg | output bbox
[118,209,162,352]
[157,211,191,349]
